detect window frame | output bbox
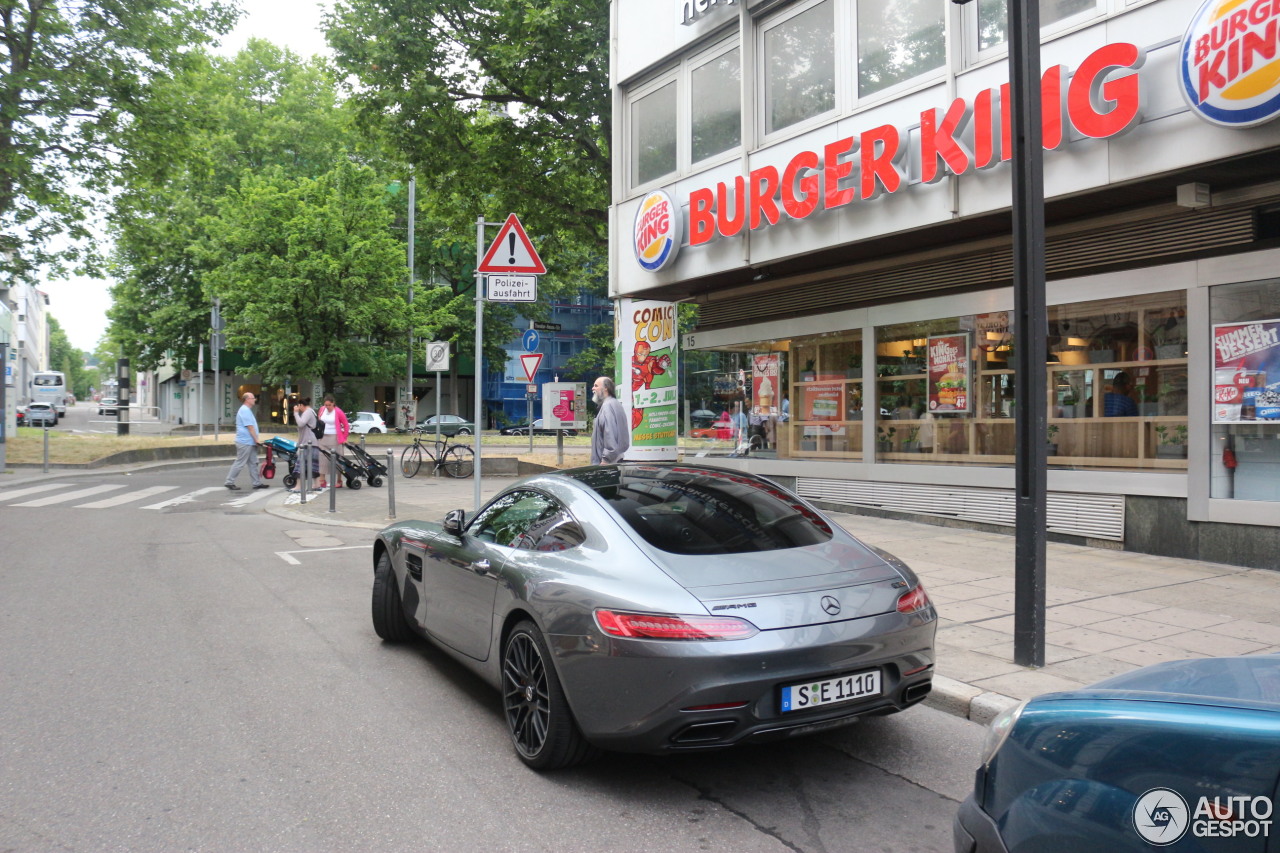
[756,0,845,144]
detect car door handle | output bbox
[469,559,491,576]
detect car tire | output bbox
[457,427,472,436]
[502,620,595,770]
[371,551,412,643]
[369,428,382,434]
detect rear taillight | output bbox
[896,584,932,614]
[595,609,758,640]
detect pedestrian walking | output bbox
[316,394,350,488]
[292,398,320,491]
[590,376,631,465]
[224,391,268,490]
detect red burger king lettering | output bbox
[686,42,1144,248]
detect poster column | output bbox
[619,299,678,461]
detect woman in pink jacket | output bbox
[316,394,351,488]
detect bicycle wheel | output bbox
[401,444,423,478]
[442,445,475,478]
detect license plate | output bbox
[780,669,882,713]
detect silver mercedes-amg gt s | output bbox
[370,463,937,770]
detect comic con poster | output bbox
[619,299,678,460]
[1213,320,1280,422]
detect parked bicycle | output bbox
[400,428,475,478]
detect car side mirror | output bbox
[443,509,466,537]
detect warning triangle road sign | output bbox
[478,214,547,275]
[519,352,544,382]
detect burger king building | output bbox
[609,0,1280,568]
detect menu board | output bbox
[927,333,971,414]
[1213,320,1280,422]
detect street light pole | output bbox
[406,175,415,429]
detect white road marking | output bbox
[223,489,276,507]
[0,483,78,501]
[77,486,179,508]
[142,487,225,510]
[275,545,369,565]
[13,484,126,507]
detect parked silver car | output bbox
[370,463,937,770]
[26,402,58,426]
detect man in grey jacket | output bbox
[590,376,631,464]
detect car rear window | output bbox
[567,466,832,555]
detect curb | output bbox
[924,675,1020,726]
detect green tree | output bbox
[198,159,411,391]
[45,316,88,398]
[107,41,361,370]
[0,0,234,282]
[325,0,613,356]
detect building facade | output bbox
[610,0,1280,567]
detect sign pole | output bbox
[474,216,485,514]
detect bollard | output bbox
[43,426,50,474]
[328,451,336,513]
[386,449,396,519]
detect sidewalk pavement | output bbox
[273,457,1280,726]
[10,449,1280,728]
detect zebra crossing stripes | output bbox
[12,484,125,507]
[1,482,281,512]
[141,486,226,510]
[77,486,178,509]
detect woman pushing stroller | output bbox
[316,394,350,488]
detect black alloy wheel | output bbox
[502,621,594,770]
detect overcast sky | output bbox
[43,0,332,351]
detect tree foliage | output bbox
[107,41,358,370]
[198,159,410,391]
[325,0,612,311]
[0,0,234,282]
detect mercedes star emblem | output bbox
[820,595,841,615]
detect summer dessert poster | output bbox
[1213,320,1280,423]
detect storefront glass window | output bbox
[680,345,791,457]
[1209,279,1280,502]
[631,80,677,186]
[763,1,836,134]
[691,47,741,163]
[1048,291,1186,469]
[978,0,1098,52]
[791,331,862,458]
[857,0,946,97]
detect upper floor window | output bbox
[976,0,1100,53]
[762,0,836,135]
[691,46,742,163]
[631,79,678,187]
[857,0,946,97]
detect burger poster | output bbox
[928,334,972,413]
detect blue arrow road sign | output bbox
[523,329,540,352]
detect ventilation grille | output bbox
[699,207,1256,328]
[796,478,1125,541]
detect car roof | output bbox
[1032,654,1280,712]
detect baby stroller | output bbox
[317,446,366,490]
[346,440,388,487]
[261,436,304,488]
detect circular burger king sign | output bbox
[1180,0,1280,127]
[633,191,681,272]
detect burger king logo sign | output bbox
[634,191,681,272]
[1180,0,1280,127]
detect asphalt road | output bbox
[0,467,982,852]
